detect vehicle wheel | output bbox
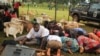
[72,15,80,22]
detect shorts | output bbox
[47,40,62,49]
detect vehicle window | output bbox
[75,5,89,11]
[90,3,100,10]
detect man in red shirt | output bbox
[76,31,100,53]
[13,2,21,17]
[10,11,17,18]
[3,8,11,22]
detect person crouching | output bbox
[46,32,62,56]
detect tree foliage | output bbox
[22,0,97,4]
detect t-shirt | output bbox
[77,35,100,50]
[47,35,62,43]
[26,26,49,39]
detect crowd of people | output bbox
[0,1,100,56]
[0,1,21,31]
[0,19,100,56]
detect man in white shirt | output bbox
[46,32,62,56]
[15,23,49,49]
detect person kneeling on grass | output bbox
[46,32,62,56]
[76,31,100,53]
[15,22,49,49]
[60,33,79,54]
[62,38,79,54]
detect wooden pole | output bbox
[68,1,71,21]
[27,3,29,15]
[55,0,57,21]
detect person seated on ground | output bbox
[64,28,78,38]
[87,28,100,43]
[46,32,62,56]
[60,33,79,54]
[15,22,49,49]
[76,31,100,54]
[88,32,100,43]
[47,20,63,35]
[70,27,87,38]
[10,11,17,18]
[64,29,73,37]
[64,27,87,38]
[93,28,100,38]
[73,28,87,35]
[3,8,11,22]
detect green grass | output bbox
[19,6,72,22]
